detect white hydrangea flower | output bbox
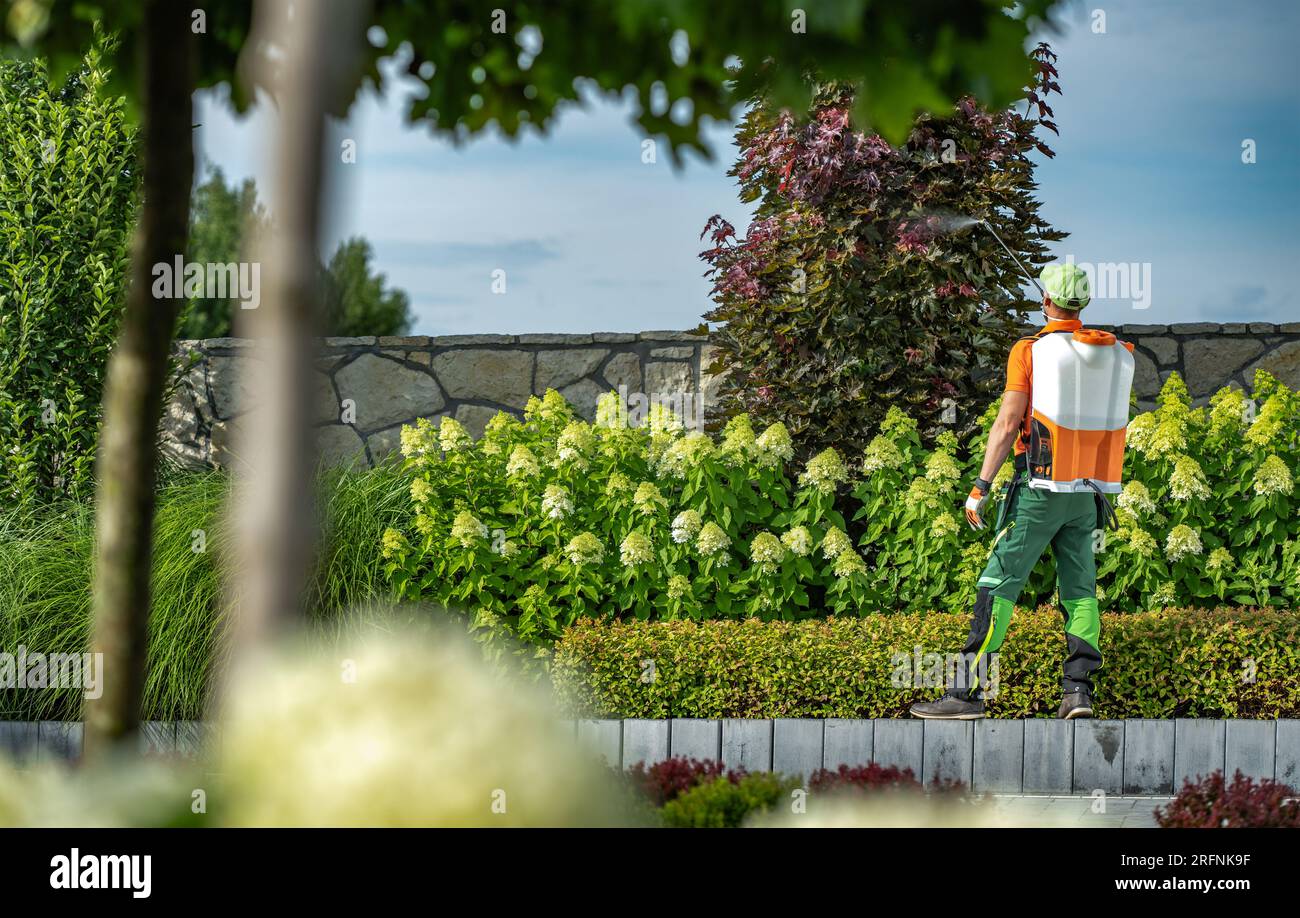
[528,390,573,424]
[659,432,713,478]
[1169,455,1210,501]
[903,476,943,511]
[506,445,540,479]
[565,532,604,566]
[381,527,406,559]
[719,415,757,465]
[1253,455,1294,497]
[1117,480,1156,516]
[451,510,489,547]
[861,435,904,474]
[1165,524,1203,562]
[667,574,691,601]
[619,531,654,567]
[798,448,850,495]
[1124,413,1156,455]
[754,423,794,469]
[930,512,960,539]
[438,417,473,452]
[1205,547,1232,573]
[556,421,595,466]
[820,526,853,559]
[541,484,574,520]
[409,478,433,504]
[671,510,702,544]
[1150,582,1178,607]
[632,482,667,516]
[594,391,629,429]
[1245,397,1286,448]
[399,418,436,459]
[832,549,867,579]
[1125,527,1157,558]
[604,472,633,498]
[780,526,813,557]
[749,531,787,573]
[924,449,962,484]
[647,402,684,435]
[695,522,731,558]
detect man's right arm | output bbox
[977,390,1029,484]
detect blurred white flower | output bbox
[215,628,633,826]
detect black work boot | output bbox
[1058,690,1094,720]
[910,692,985,720]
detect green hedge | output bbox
[552,607,1300,719]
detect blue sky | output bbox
[196,0,1300,334]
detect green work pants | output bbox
[955,473,1103,700]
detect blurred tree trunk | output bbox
[84,1,194,758]
[222,0,369,658]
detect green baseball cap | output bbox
[1040,263,1091,309]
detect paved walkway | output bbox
[988,794,1172,827]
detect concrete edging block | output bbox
[973,719,1025,793]
[823,718,873,770]
[1122,719,1174,794]
[1023,719,1073,793]
[669,719,721,762]
[622,719,670,770]
[772,719,824,780]
[721,719,773,773]
[872,719,923,777]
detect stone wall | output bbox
[162,322,1300,469]
[162,331,721,469]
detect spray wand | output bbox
[978,219,1046,300]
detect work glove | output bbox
[965,479,991,530]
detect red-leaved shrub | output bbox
[624,757,747,807]
[808,762,966,795]
[1156,770,1300,828]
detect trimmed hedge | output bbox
[552,607,1300,719]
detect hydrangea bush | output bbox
[383,371,1299,645]
[382,390,873,647]
[851,369,1299,613]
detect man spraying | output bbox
[911,263,1135,720]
